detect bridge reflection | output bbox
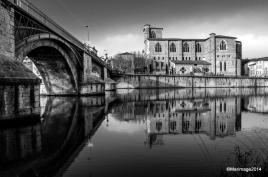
[0,95,114,177]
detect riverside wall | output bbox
[112,74,268,89]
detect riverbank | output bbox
[112,74,268,89]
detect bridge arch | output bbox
[16,33,81,95]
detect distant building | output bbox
[111,52,152,74]
[143,24,242,75]
[246,57,268,77]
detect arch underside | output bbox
[28,47,76,94]
[16,36,80,95]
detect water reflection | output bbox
[0,88,268,177]
[0,95,111,177]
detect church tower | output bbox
[143,24,163,40]
[143,24,151,40]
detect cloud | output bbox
[238,34,268,58]
[95,33,144,57]
[105,115,145,134]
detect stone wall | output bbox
[80,83,105,95]
[0,84,40,120]
[113,74,268,89]
[83,52,93,82]
[116,87,268,102]
[0,1,14,58]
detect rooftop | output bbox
[147,34,237,41]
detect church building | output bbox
[143,24,242,75]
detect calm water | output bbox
[1,88,268,177]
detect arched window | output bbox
[220,62,222,71]
[150,31,156,38]
[170,42,176,52]
[196,42,201,52]
[224,62,226,71]
[220,122,227,133]
[155,42,162,52]
[183,42,189,52]
[220,40,227,50]
[156,122,162,132]
[170,121,177,131]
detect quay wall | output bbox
[112,74,268,89]
[0,84,40,120]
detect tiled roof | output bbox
[170,60,211,65]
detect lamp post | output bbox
[84,25,89,43]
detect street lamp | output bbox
[84,25,89,42]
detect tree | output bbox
[111,54,133,73]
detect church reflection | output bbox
[145,98,242,147]
[111,96,242,147]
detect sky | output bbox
[30,0,268,58]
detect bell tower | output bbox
[143,24,151,40]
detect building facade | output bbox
[143,24,242,75]
[247,58,268,77]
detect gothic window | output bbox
[183,42,190,52]
[196,120,201,131]
[220,122,227,133]
[170,42,176,52]
[224,62,226,71]
[156,122,162,132]
[220,40,227,50]
[155,42,162,52]
[183,121,190,131]
[220,62,222,71]
[196,42,202,52]
[170,121,177,131]
[150,31,156,38]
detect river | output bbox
[1,88,268,177]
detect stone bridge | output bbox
[0,0,113,95]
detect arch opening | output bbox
[25,46,77,95]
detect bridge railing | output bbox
[8,0,84,50]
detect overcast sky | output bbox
[30,0,268,58]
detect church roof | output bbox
[171,60,211,65]
[148,38,207,41]
[215,35,237,39]
[147,34,237,41]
